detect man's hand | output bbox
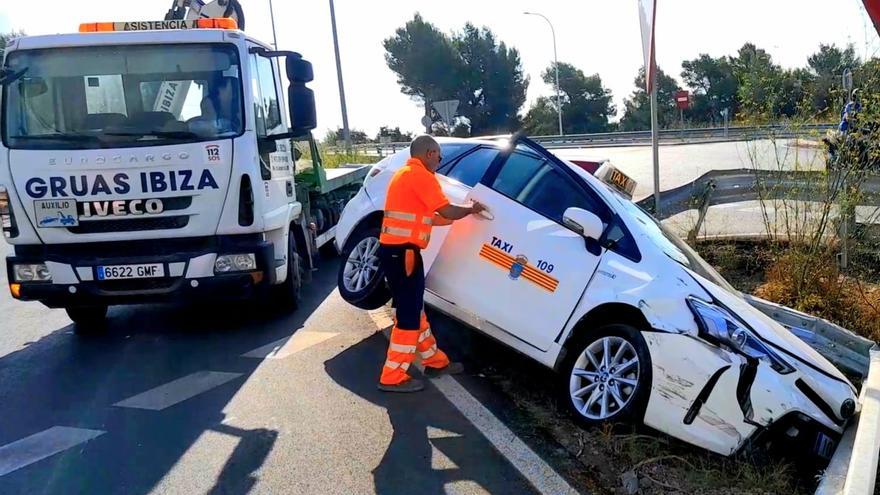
[470,201,487,215]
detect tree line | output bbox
[381,14,869,136]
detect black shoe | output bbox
[423,362,464,378]
[377,379,425,393]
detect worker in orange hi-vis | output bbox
[377,135,487,392]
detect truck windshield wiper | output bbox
[104,130,200,139]
[9,133,100,141]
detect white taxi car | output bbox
[334,135,858,460]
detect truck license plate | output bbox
[96,263,165,281]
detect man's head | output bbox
[410,134,442,171]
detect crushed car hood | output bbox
[689,270,850,385]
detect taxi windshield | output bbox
[613,195,738,294]
[2,43,243,150]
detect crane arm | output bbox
[164,0,246,30]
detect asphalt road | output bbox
[0,240,592,495]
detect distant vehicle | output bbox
[334,135,858,460]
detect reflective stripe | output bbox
[420,345,438,359]
[422,216,433,225]
[418,328,433,343]
[382,226,412,237]
[418,232,431,242]
[389,342,417,353]
[384,359,411,371]
[385,210,417,222]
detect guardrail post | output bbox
[686,180,716,244]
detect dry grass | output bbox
[754,246,880,342]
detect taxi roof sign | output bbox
[594,163,637,199]
[79,18,238,33]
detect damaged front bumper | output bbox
[641,331,858,459]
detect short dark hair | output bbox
[410,134,439,158]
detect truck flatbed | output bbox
[321,164,371,194]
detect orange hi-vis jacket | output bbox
[379,157,450,249]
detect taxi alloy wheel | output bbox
[344,235,380,294]
[337,227,391,310]
[562,324,651,424]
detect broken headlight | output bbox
[687,297,794,374]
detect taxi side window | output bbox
[444,147,500,187]
[519,165,603,225]
[490,147,605,226]
[490,149,546,198]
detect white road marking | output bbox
[114,371,242,411]
[0,426,105,477]
[431,376,579,495]
[369,307,579,495]
[241,331,339,359]
[427,426,463,439]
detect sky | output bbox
[2,1,879,138]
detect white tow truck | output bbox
[0,1,367,333]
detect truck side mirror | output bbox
[17,77,48,98]
[563,207,604,241]
[286,53,316,136]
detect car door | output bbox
[426,138,609,352]
[420,146,501,270]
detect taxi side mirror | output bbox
[563,207,604,241]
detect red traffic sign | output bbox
[674,90,690,110]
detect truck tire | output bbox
[66,306,108,336]
[272,233,303,310]
[338,227,390,310]
[559,324,652,426]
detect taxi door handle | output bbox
[477,207,494,220]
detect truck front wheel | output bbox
[65,306,108,335]
[272,233,303,310]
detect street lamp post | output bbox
[268,0,278,49]
[329,0,352,152]
[524,11,563,136]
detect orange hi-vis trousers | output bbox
[381,313,450,385]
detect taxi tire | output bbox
[559,324,652,426]
[66,306,108,336]
[338,227,390,310]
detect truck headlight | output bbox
[214,254,257,273]
[0,186,19,238]
[13,263,52,282]
[687,297,794,374]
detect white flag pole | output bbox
[650,60,660,215]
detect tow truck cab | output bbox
[0,20,317,323]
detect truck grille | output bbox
[97,278,179,294]
[67,215,189,234]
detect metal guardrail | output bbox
[330,124,837,156]
[745,295,874,377]
[636,168,880,221]
[816,347,880,495]
[531,123,836,148]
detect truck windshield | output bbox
[2,43,243,150]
